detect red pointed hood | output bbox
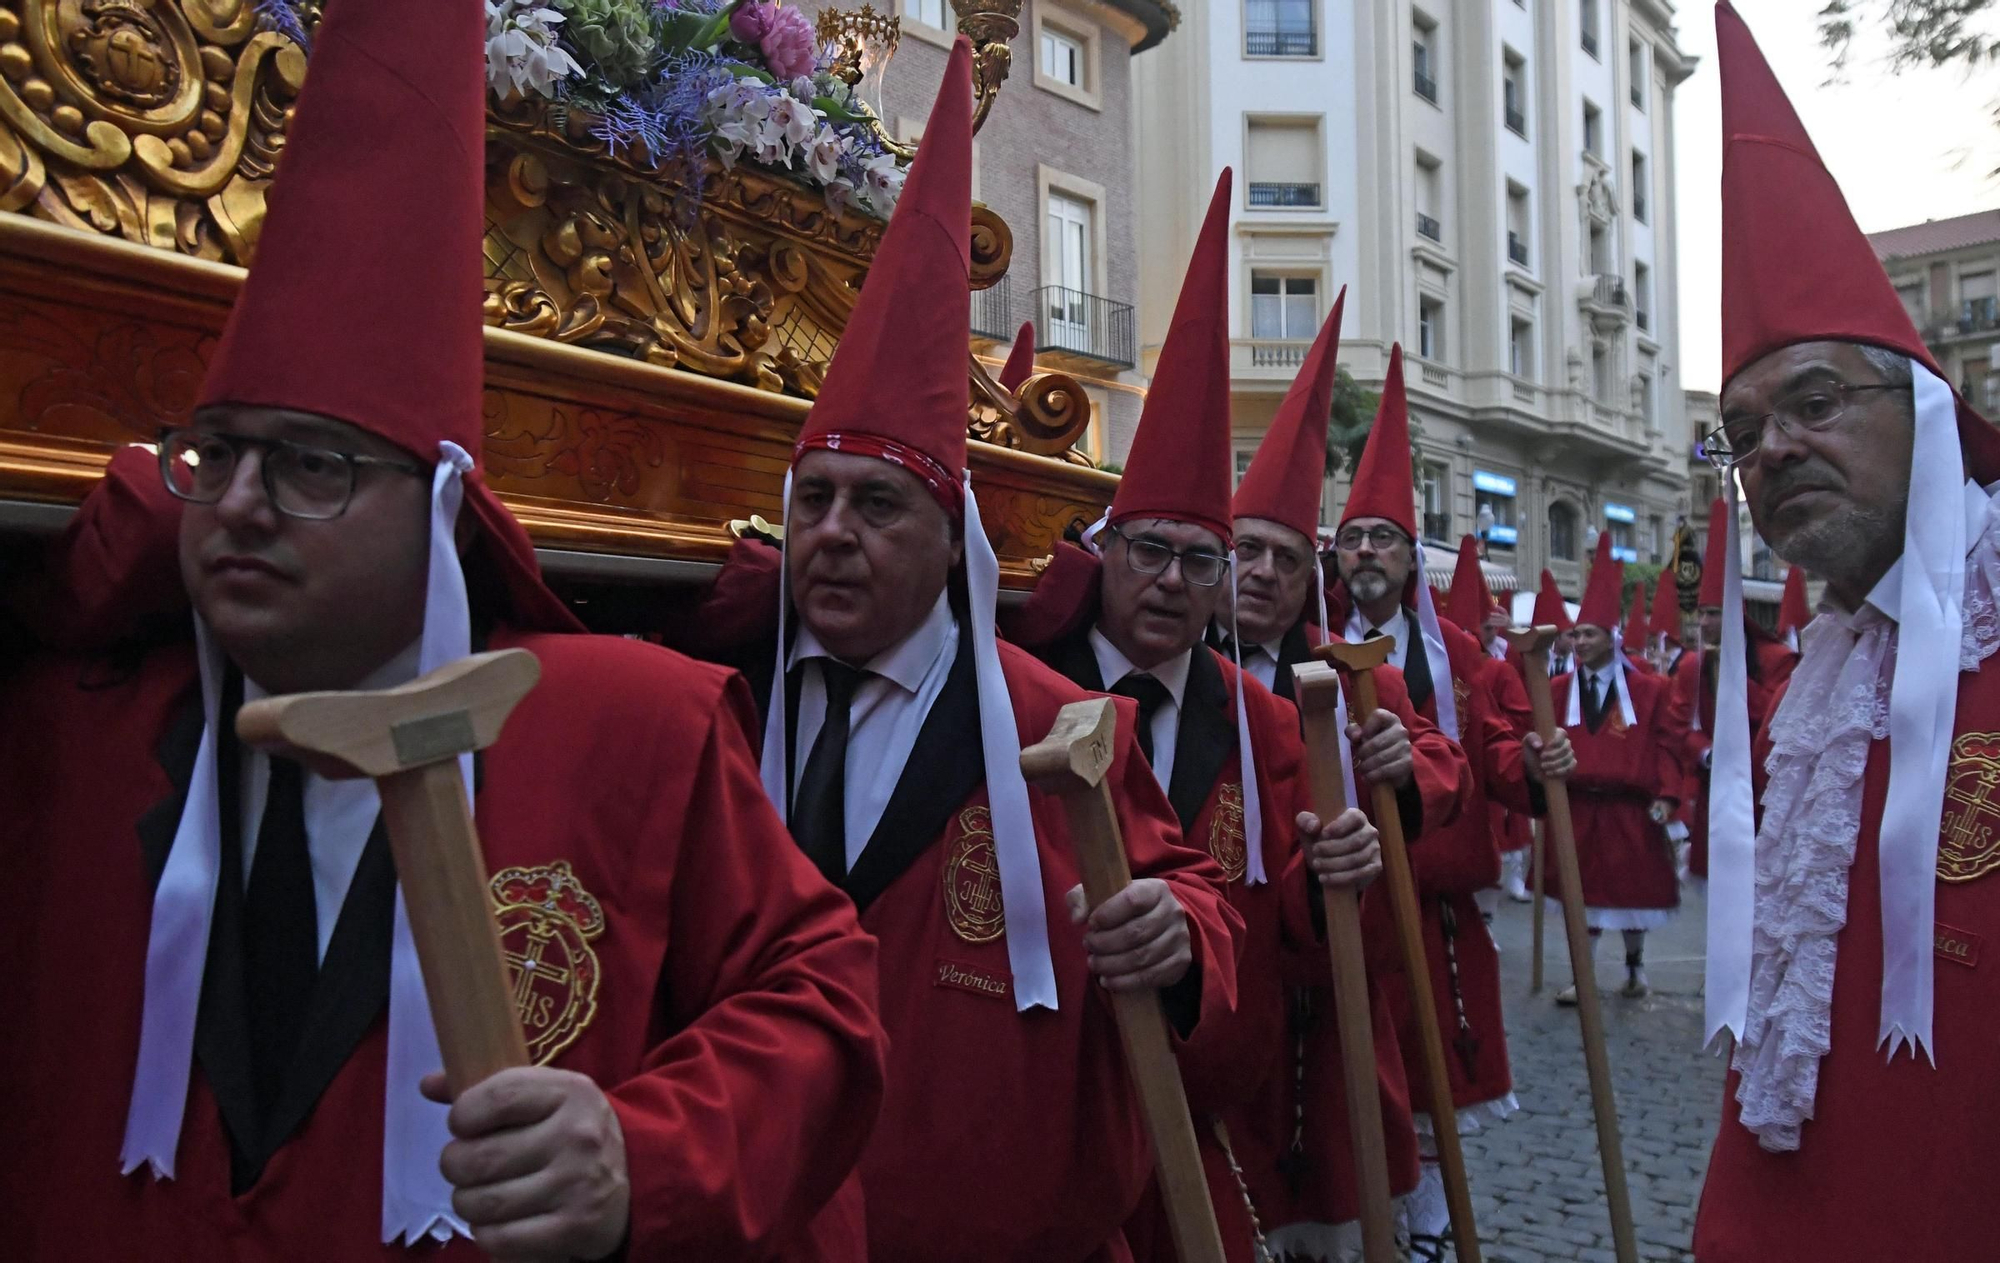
[1109,169,1235,543]
[1717,0,2000,479]
[196,0,573,631]
[1650,556,1683,645]
[1625,579,1652,646]
[1233,287,1345,542]
[1699,496,1731,607]
[797,37,975,510]
[998,320,1036,393]
[1339,344,1416,538]
[1779,565,1811,635]
[1444,534,1491,632]
[1576,533,1622,630]
[1533,570,1573,632]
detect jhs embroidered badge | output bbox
[489,861,605,1066]
[1940,733,2000,882]
[1209,781,1248,883]
[944,807,1006,943]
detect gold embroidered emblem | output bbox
[944,807,1005,943]
[1453,678,1472,721]
[1208,782,1248,883]
[489,861,605,1066]
[1940,733,2000,882]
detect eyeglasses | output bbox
[1332,525,1410,553]
[1235,537,1308,577]
[1106,525,1228,587]
[159,427,426,521]
[1702,380,1902,470]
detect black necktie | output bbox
[242,756,318,1126]
[793,661,867,884]
[1112,674,1171,765]
[1364,627,1386,641]
[1584,672,1602,720]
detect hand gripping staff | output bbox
[1500,627,1639,1263]
[1290,661,1397,1263]
[235,649,539,1092]
[1020,697,1226,1263]
[1313,638,1481,1263]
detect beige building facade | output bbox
[1869,208,2000,418]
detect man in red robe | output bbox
[1695,5,2000,1256]
[0,3,886,1258]
[1447,541,1537,906]
[1321,348,1573,1255]
[1549,535,1683,1004]
[678,46,1247,1263]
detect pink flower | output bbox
[730,2,817,83]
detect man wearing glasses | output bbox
[0,3,887,1259]
[1696,6,2000,1259]
[1315,345,1570,1258]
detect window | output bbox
[1648,514,1665,563]
[1415,151,1442,240]
[1638,370,1656,428]
[1963,270,1999,331]
[1040,27,1084,88]
[1246,0,1316,56]
[1633,260,1651,331]
[905,0,948,30]
[1234,448,1256,483]
[1580,0,1600,57]
[1549,501,1579,561]
[1583,99,1602,157]
[1631,151,1648,223]
[1246,117,1323,207]
[1502,48,1527,137]
[1475,472,1519,546]
[1896,280,1927,327]
[1629,38,1647,109]
[1591,343,1611,401]
[1506,182,1530,265]
[1589,221,1610,274]
[1044,191,1094,350]
[1419,296,1444,360]
[1421,462,1450,543]
[1413,12,1438,103]
[1510,316,1535,377]
[1607,516,1635,562]
[1251,272,1318,339]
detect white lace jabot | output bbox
[1733,480,2000,1151]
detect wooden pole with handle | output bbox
[1315,639,1482,1263]
[1290,662,1398,1263]
[1531,820,1547,994]
[1020,697,1226,1263]
[1500,627,1640,1263]
[236,649,540,1093]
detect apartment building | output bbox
[799,0,1180,463]
[1869,208,2000,418]
[1132,0,1696,595]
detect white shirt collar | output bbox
[1088,627,1192,709]
[789,589,955,694]
[1345,604,1409,645]
[1860,477,1993,623]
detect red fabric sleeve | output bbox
[1645,676,1685,807]
[608,678,888,1258]
[1367,664,1473,838]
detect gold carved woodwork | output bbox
[0,0,1092,479]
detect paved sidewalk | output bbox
[1456,885,1722,1262]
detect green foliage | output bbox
[1817,0,1998,75]
[1323,367,1423,482]
[555,0,660,91]
[1621,561,1665,612]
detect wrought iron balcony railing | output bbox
[1414,69,1438,103]
[1246,28,1316,56]
[1505,105,1526,135]
[1248,181,1322,208]
[1508,232,1529,265]
[1416,212,1442,241]
[1033,285,1137,369]
[971,275,1014,342]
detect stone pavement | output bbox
[1455,884,1723,1262]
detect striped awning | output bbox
[1422,543,1520,592]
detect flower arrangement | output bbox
[475,0,907,219]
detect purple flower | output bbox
[730,2,817,82]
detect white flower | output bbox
[823,175,855,216]
[790,76,817,103]
[750,113,791,166]
[484,1,580,98]
[805,125,845,184]
[767,94,815,149]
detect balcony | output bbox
[1246,28,1316,56]
[1505,106,1527,135]
[1579,272,1630,330]
[1414,69,1438,103]
[1423,512,1451,543]
[1961,297,2000,334]
[1416,212,1442,241]
[1507,232,1529,265]
[1033,285,1136,369]
[1248,181,1322,208]
[971,275,1014,342]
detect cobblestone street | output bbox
[1458,885,1723,1262]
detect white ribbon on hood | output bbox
[1704,477,1758,1048]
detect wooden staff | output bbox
[1531,820,1547,994]
[1315,640,1481,1263]
[1021,697,1226,1263]
[1500,627,1639,1263]
[1290,662,1398,1263]
[237,649,540,1092]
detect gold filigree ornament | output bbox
[1208,781,1248,883]
[944,806,1006,943]
[1941,733,2000,883]
[489,860,606,1066]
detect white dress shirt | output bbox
[1213,622,1285,691]
[239,637,423,962]
[1577,662,1616,712]
[789,592,959,869]
[1089,628,1193,788]
[1344,605,1412,671]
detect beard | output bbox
[1347,568,1396,604]
[1759,472,1904,599]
